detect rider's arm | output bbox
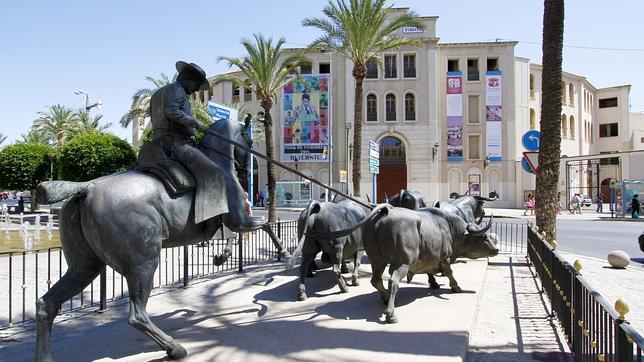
[164,85,207,132]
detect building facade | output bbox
[133,9,644,207]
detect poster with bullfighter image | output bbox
[281,74,331,162]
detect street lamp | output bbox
[74,90,102,114]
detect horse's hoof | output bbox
[213,255,227,266]
[167,344,187,360]
[278,250,291,260]
[298,293,307,301]
[429,282,440,289]
[385,313,398,324]
[451,286,462,293]
[351,279,360,286]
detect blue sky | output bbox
[1,0,643,145]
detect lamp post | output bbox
[432,143,439,161]
[74,90,102,115]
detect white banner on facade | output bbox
[446,72,463,162]
[280,74,331,162]
[485,71,502,161]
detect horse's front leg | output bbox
[262,224,291,259]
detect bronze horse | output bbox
[34,119,287,361]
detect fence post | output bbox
[572,274,583,360]
[238,234,244,273]
[183,245,189,287]
[615,319,633,362]
[98,267,107,311]
[277,218,281,240]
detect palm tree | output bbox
[18,130,51,145]
[0,133,6,146]
[32,104,79,147]
[303,0,424,197]
[120,73,176,128]
[212,34,309,222]
[535,0,565,241]
[76,112,112,134]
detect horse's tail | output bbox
[36,181,94,204]
[285,201,321,272]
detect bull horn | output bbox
[384,192,389,203]
[475,195,498,202]
[476,213,484,225]
[466,214,494,235]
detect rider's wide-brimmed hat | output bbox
[176,61,210,90]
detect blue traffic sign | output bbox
[521,157,535,174]
[522,130,541,151]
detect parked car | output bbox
[581,195,592,207]
[639,231,644,252]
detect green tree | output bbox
[535,0,565,241]
[59,133,135,181]
[18,130,50,145]
[0,143,57,209]
[32,104,79,147]
[120,73,176,128]
[76,112,112,134]
[303,0,424,197]
[213,34,309,222]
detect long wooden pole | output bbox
[206,129,373,210]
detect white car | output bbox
[581,195,592,207]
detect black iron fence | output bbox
[0,220,298,330]
[527,225,643,361]
[489,220,527,254]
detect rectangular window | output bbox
[598,97,618,108]
[468,135,480,159]
[468,95,479,124]
[300,64,312,74]
[467,58,479,81]
[403,54,416,78]
[487,58,499,71]
[640,137,644,143]
[366,59,378,79]
[448,59,459,72]
[232,85,240,103]
[243,87,252,102]
[599,123,619,137]
[319,63,330,74]
[384,54,397,78]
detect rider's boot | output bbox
[223,179,265,232]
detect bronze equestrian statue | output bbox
[34,61,288,361]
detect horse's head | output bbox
[199,118,252,178]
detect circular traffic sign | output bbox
[522,130,541,151]
[521,157,535,174]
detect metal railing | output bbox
[527,225,644,361]
[0,220,298,330]
[489,220,527,254]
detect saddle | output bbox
[135,142,196,197]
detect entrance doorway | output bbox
[377,136,407,202]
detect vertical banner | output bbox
[281,74,331,162]
[485,70,502,161]
[446,72,463,162]
[468,174,481,196]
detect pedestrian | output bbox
[556,192,562,215]
[632,194,641,219]
[523,194,535,216]
[570,193,582,215]
[258,190,265,207]
[244,192,253,216]
[596,192,604,213]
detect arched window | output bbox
[366,94,377,122]
[561,114,567,139]
[561,81,566,103]
[569,116,575,140]
[529,108,536,129]
[568,84,574,105]
[404,93,415,121]
[385,93,396,121]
